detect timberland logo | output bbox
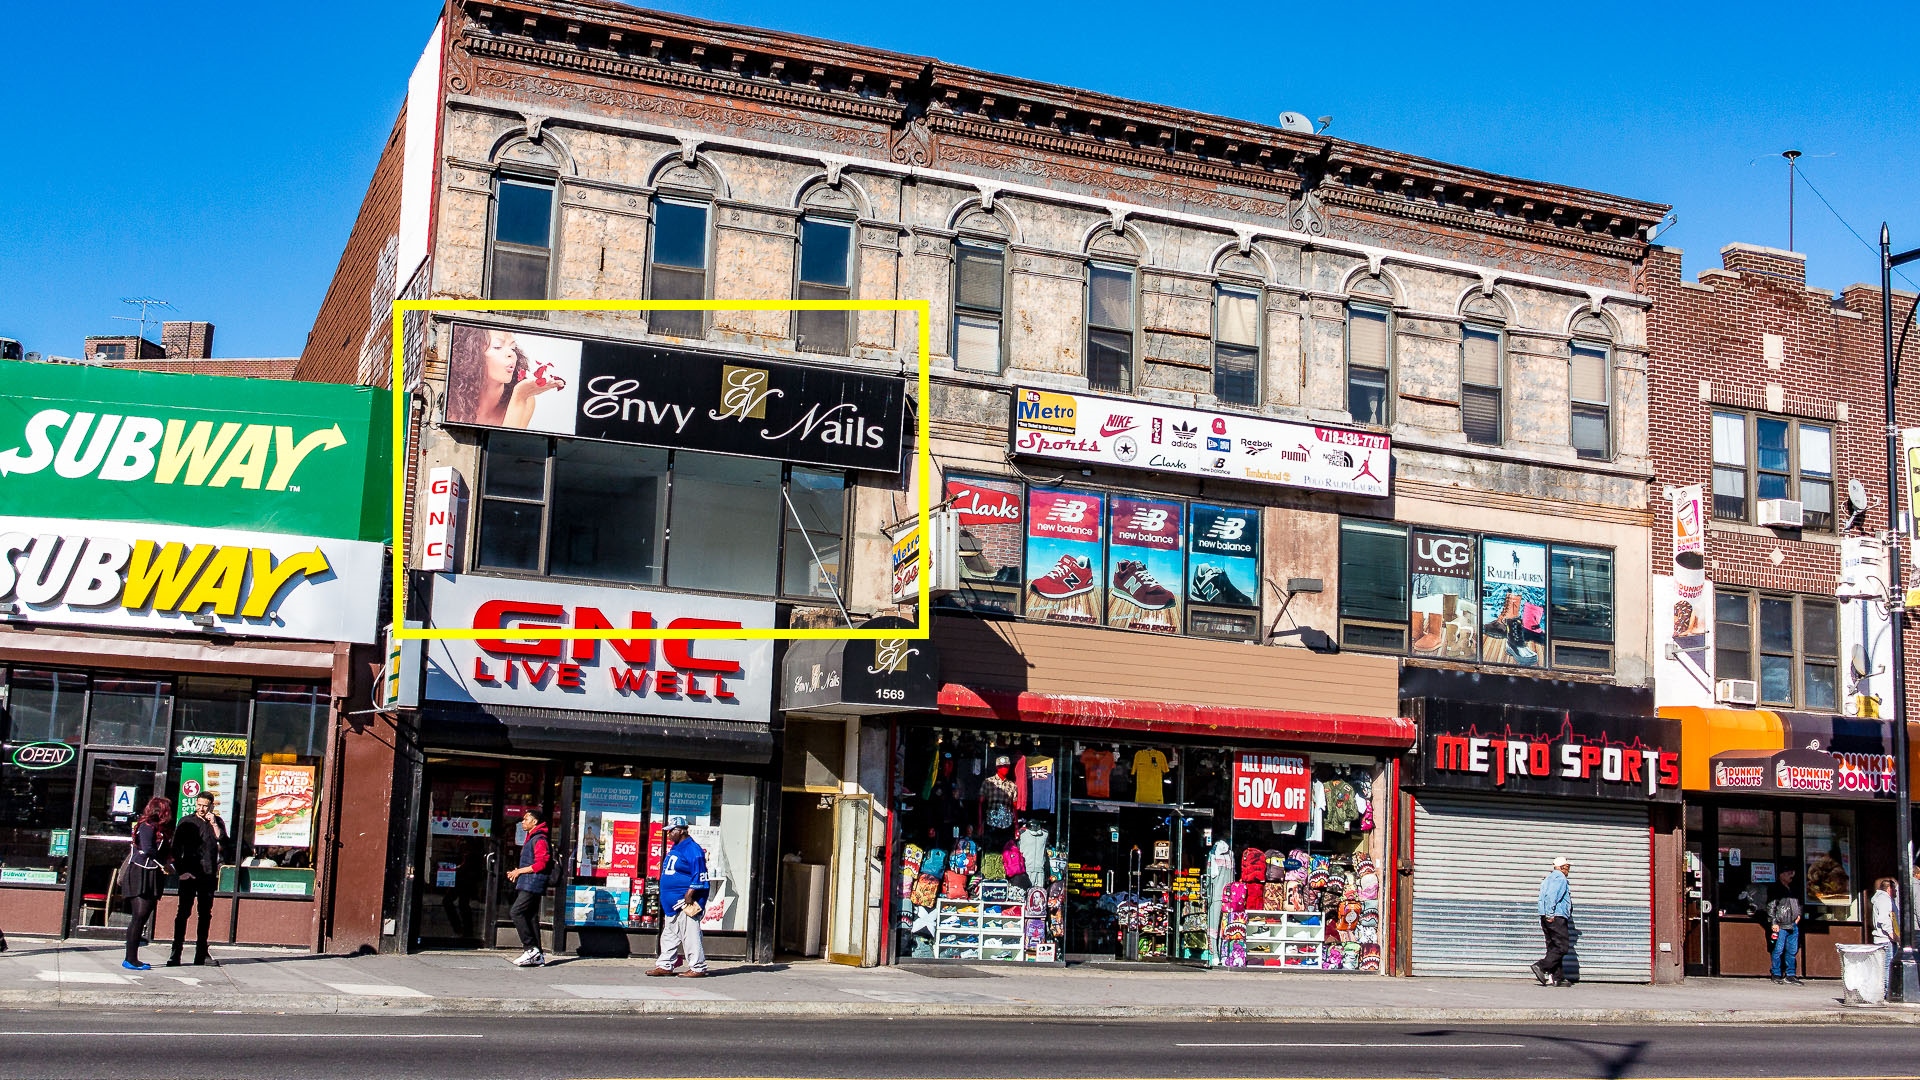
[866,638,920,676]
[712,365,780,421]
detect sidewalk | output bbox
[1,937,1912,1024]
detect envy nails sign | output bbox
[423,574,775,721]
[442,324,906,473]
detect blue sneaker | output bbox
[122,960,150,971]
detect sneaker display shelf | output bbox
[1243,910,1324,968]
[932,895,1026,961]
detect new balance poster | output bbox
[1024,487,1105,624]
[1107,496,1183,633]
[1188,504,1259,609]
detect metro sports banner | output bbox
[442,323,906,473]
[0,514,384,643]
[0,361,391,542]
[1010,386,1389,498]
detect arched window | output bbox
[647,158,719,339]
[1087,262,1135,392]
[1461,292,1507,446]
[951,205,1011,374]
[1569,313,1613,460]
[1345,275,1395,426]
[1212,250,1262,407]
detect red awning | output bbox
[937,684,1414,749]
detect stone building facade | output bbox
[302,0,1677,977]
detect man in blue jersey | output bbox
[645,816,710,978]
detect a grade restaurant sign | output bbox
[0,360,391,543]
[0,514,383,643]
[1011,387,1390,498]
[423,574,775,721]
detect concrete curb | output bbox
[2,988,1916,1025]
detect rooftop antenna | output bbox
[111,296,173,343]
[1782,149,1802,251]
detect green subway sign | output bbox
[0,361,391,543]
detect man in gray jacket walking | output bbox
[1530,856,1572,986]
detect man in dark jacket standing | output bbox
[169,792,228,967]
[505,807,552,967]
[645,817,709,977]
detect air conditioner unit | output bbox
[1758,498,1804,528]
[1716,679,1760,706]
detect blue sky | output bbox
[2,1,1914,359]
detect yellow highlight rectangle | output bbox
[387,299,932,641]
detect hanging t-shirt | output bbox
[1132,749,1170,804]
[1014,756,1029,812]
[1080,749,1117,798]
[1027,757,1057,809]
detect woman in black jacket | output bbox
[122,797,172,971]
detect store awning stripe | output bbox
[936,684,1415,748]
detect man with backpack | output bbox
[504,807,552,967]
[1768,867,1803,984]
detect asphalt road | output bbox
[0,1011,1909,1080]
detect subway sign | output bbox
[0,361,391,542]
[0,514,383,643]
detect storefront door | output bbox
[66,753,163,937]
[1065,803,1182,960]
[417,760,509,948]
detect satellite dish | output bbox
[1277,111,1315,134]
[1848,479,1870,513]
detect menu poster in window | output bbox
[1187,504,1260,609]
[945,475,1024,610]
[1804,817,1853,908]
[175,761,237,826]
[1410,531,1478,661]
[444,324,583,433]
[1107,496,1183,633]
[1481,539,1547,667]
[1024,487,1105,625]
[252,764,316,850]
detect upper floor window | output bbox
[489,177,554,301]
[795,217,853,355]
[1337,520,1409,652]
[1715,590,1837,709]
[95,343,128,361]
[1346,305,1391,426]
[1712,411,1834,531]
[952,239,1006,374]
[1569,341,1612,460]
[473,432,844,601]
[648,197,709,338]
[1213,285,1260,406]
[1462,324,1503,446]
[1086,263,1135,393]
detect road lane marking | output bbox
[0,1032,482,1039]
[1175,1041,1527,1048]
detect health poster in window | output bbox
[252,764,316,850]
[1024,487,1105,625]
[1107,496,1183,633]
[175,761,238,825]
[579,777,647,879]
[444,324,582,433]
[1410,531,1478,661]
[1482,539,1547,666]
[945,475,1025,613]
[1188,504,1260,608]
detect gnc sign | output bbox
[423,574,774,721]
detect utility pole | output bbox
[1881,222,1920,1000]
[1784,150,1801,251]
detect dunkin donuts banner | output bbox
[1678,708,1898,800]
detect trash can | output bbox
[1837,943,1890,1005]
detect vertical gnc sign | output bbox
[421,467,465,572]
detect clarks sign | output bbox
[0,361,391,542]
[423,574,775,721]
[442,324,905,473]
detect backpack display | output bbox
[910,874,939,908]
[1263,851,1288,882]
[942,870,969,900]
[1239,847,1266,883]
[920,848,947,879]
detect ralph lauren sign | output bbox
[443,323,906,472]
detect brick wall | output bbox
[296,107,408,385]
[161,320,214,359]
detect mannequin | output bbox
[981,754,1018,836]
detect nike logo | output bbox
[1099,416,1136,437]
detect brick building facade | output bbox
[1645,240,1920,978]
[302,0,1682,980]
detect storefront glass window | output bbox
[175,676,252,736]
[1716,808,1780,918]
[666,452,782,594]
[86,678,171,748]
[550,441,666,584]
[781,467,846,600]
[1802,811,1855,922]
[568,768,756,937]
[4,669,86,744]
[239,684,325,892]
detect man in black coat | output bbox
[169,792,229,966]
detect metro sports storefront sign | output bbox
[0,361,391,542]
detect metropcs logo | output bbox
[468,600,748,700]
[1433,722,1680,794]
[1016,389,1078,433]
[0,411,346,491]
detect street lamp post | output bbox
[1880,223,1920,1001]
